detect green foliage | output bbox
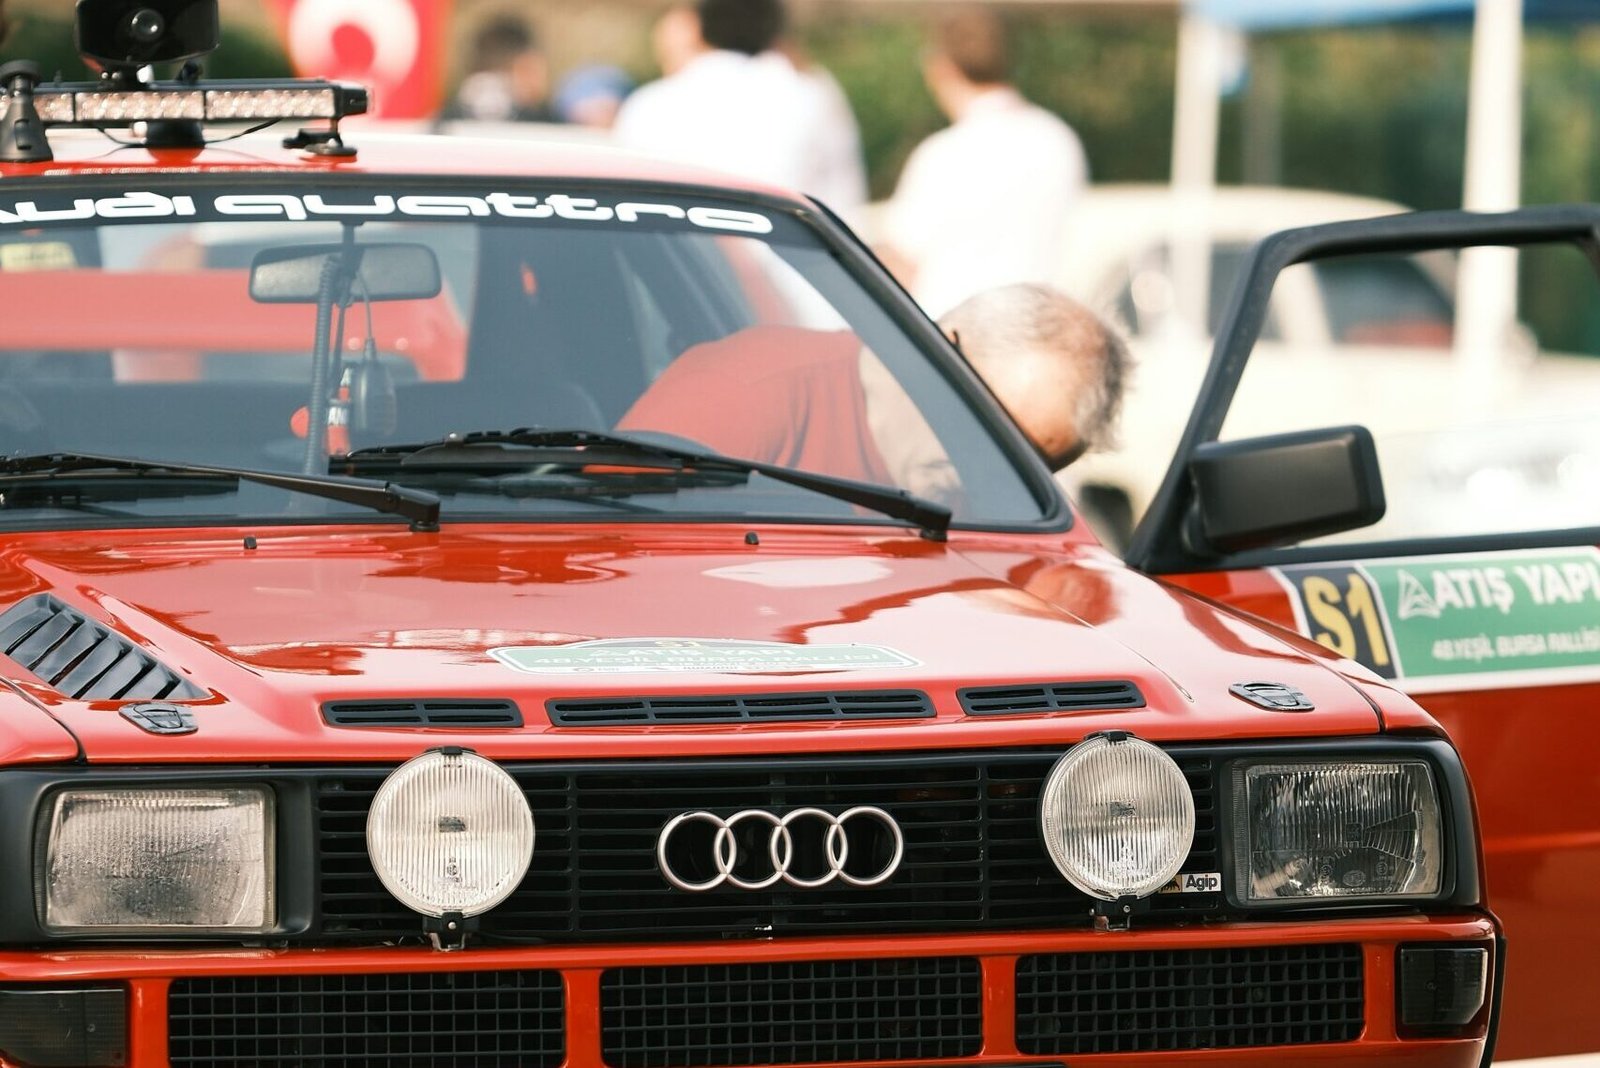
[805,13,1176,198]
[1012,14,1177,186]
[0,11,289,80]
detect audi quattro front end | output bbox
[0,526,1499,1068]
[0,11,1496,1064]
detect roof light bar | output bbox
[28,79,366,127]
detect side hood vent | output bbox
[549,690,933,726]
[324,699,523,728]
[0,594,205,701]
[959,680,1144,716]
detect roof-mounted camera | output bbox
[0,0,368,164]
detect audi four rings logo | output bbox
[656,807,905,891]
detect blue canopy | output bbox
[1191,0,1594,29]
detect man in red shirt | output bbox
[617,324,898,487]
[616,286,1125,506]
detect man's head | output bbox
[923,6,1011,118]
[696,0,785,57]
[463,15,547,108]
[940,285,1129,470]
[469,16,537,73]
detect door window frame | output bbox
[1125,204,1600,575]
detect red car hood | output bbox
[0,525,1385,763]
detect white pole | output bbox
[1170,11,1224,336]
[1454,0,1524,403]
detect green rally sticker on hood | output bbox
[1274,547,1600,692]
[491,638,919,675]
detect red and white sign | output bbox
[265,0,452,120]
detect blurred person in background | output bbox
[652,4,706,78]
[766,34,868,226]
[881,7,1088,317]
[555,65,634,130]
[441,14,554,123]
[615,0,866,222]
[0,1,9,48]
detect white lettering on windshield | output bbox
[0,191,776,235]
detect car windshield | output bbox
[0,178,1048,530]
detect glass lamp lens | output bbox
[366,750,534,918]
[1039,735,1196,900]
[42,787,273,931]
[1236,760,1443,902]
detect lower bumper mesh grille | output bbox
[600,957,983,1068]
[167,971,564,1068]
[1016,944,1365,1054]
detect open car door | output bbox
[1127,205,1600,1062]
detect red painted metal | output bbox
[0,525,1409,763]
[0,131,792,195]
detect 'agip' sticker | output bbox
[491,637,918,675]
[1274,547,1600,693]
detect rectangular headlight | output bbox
[38,787,274,933]
[1233,759,1443,905]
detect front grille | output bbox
[549,690,933,725]
[959,680,1144,715]
[168,971,564,1068]
[601,957,982,1068]
[1016,944,1365,1054]
[315,751,1220,943]
[0,593,204,700]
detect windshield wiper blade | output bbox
[1,452,441,531]
[342,428,952,540]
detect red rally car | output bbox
[0,6,1516,1067]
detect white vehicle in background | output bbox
[1055,183,1599,549]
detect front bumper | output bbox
[5,914,1498,1068]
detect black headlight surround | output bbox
[0,768,316,945]
[1217,736,1480,914]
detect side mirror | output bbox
[249,243,442,304]
[1184,426,1385,556]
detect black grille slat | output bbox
[1016,944,1365,1054]
[550,690,933,725]
[323,699,523,728]
[601,957,981,1068]
[959,680,1145,715]
[0,594,204,700]
[314,751,1221,942]
[168,971,564,1068]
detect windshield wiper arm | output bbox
[342,428,952,540]
[1,452,441,531]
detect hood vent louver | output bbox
[549,690,933,726]
[323,698,523,728]
[0,594,205,701]
[959,680,1145,716]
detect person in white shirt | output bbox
[764,40,869,227]
[880,7,1088,318]
[614,0,866,223]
